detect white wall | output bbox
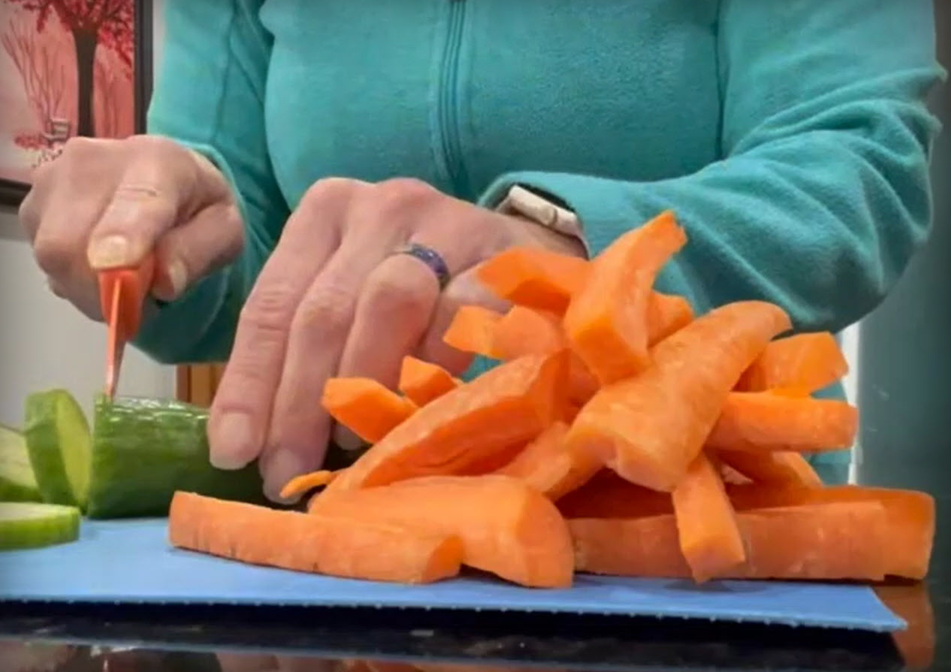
[0,1,173,428]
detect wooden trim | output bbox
[176,364,226,407]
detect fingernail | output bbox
[210,412,257,470]
[166,258,188,298]
[333,426,367,452]
[88,235,132,269]
[263,450,313,503]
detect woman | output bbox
[18,1,944,499]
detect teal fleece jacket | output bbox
[141,0,944,482]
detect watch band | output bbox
[494,184,585,242]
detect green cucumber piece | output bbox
[86,395,267,518]
[0,502,80,550]
[23,390,92,509]
[0,423,42,502]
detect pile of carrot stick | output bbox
[169,211,935,589]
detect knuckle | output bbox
[240,282,297,340]
[294,282,356,335]
[300,177,357,210]
[60,136,100,159]
[374,178,435,211]
[33,233,75,277]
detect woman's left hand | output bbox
[207,178,585,500]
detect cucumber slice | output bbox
[0,423,42,502]
[23,390,92,509]
[0,502,80,550]
[86,395,267,519]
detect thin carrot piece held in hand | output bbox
[570,500,888,581]
[169,492,463,584]
[672,453,746,582]
[563,211,687,385]
[717,450,823,488]
[280,470,339,501]
[494,421,601,501]
[322,378,417,444]
[443,306,505,358]
[706,392,858,453]
[317,351,570,499]
[566,301,791,491]
[309,475,575,588]
[476,247,591,314]
[736,332,848,394]
[398,356,459,406]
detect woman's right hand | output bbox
[18,135,244,320]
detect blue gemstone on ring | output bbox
[397,242,450,289]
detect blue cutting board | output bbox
[0,519,904,632]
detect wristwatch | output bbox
[494,184,588,254]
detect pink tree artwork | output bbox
[0,0,138,186]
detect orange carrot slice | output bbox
[717,450,823,488]
[494,421,601,501]
[571,500,888,581]
[280,470,339,500]
[317,351,570,499]
[647,292,694,344]
[398,356,459,406]
[443,305,504,358]
[672,453,746,582]
[168,492,463,584]
[310,475,574,588]
[706,392,858,453]
[322,378,417,444]
[563,211,687,385]
[476,247,591,314]
[566,301,792,491]
[726,484,935,580]
[737,332,848,394]
[556,470,674,519]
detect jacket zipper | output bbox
[438,0,467,194]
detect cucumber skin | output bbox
[86,395,267,519]
[0,504,80,551]
[23,391,90,509]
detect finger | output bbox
[151,202,245,301]
[207,190,349,472]
[332,251,441,449]
[261,231,402,500]
[416,266,510,375]
[86,140,227,270]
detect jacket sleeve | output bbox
[133,0,289,363]
[480,0,945,335]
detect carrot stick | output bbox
[398,356,459,406]
[280,470,339,500]
[556,470,674,519]
[168,492,463,584]
[647,292,694,344]
[706,392,858,453]
[475,247,591,314]
[566,301,792,491]
[442,305,504,358]
[716,450,823,488]
[309,475,575,588]
[494,421,601,501]
[322,378,417,444]
[737,332,848,394]
[672,453,746,582]
[726,484,935,580]
[571,501,888,581]
[563,211,687,385]
[316,351,570,499]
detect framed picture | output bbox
[0,0,152,206]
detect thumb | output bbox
[151,201,245,301]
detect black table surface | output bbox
[0,465,946,672]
